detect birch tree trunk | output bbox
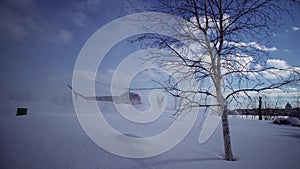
[222,105,234,161]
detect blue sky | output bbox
[0,0,130,101]
[0,0,299,106]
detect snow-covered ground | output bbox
[0,101,300,169]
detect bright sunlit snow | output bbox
[0,101,299,169]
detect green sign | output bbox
[16,108,27,116]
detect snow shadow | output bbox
[120,156,223,169]
[282,134,300,140]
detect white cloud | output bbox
[287,87,298,91]
[248,42,277,51]
[236,56,253,67]
[234,88,300,97]
[261,59,300,79]
[223,54,254,76]
[262,90,300,98]
[47,72,71,82]
[228,58,300,80]
[56,30,73,44]
[263,59,289,78]
[0,0,73,44]
[74,70,98,82]
[267,59,289,68]
[74,69,118,84]
[292,26,299,31]
[72,12,87,28]
[0,0,41,41]
[107,68,115,75]
[132,69,169,84]
[0,8,30,41]
[263,88,282,93]
[228,41,277,51]
[272,33,284,38]
[87,0,103,10]
[4,0,37,14]
[254,64,263,70]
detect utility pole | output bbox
[258,97,262,120]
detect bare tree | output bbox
[131,0,300,161]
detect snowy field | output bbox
[0,101,300,169]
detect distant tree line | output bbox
[232,104,300,120]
